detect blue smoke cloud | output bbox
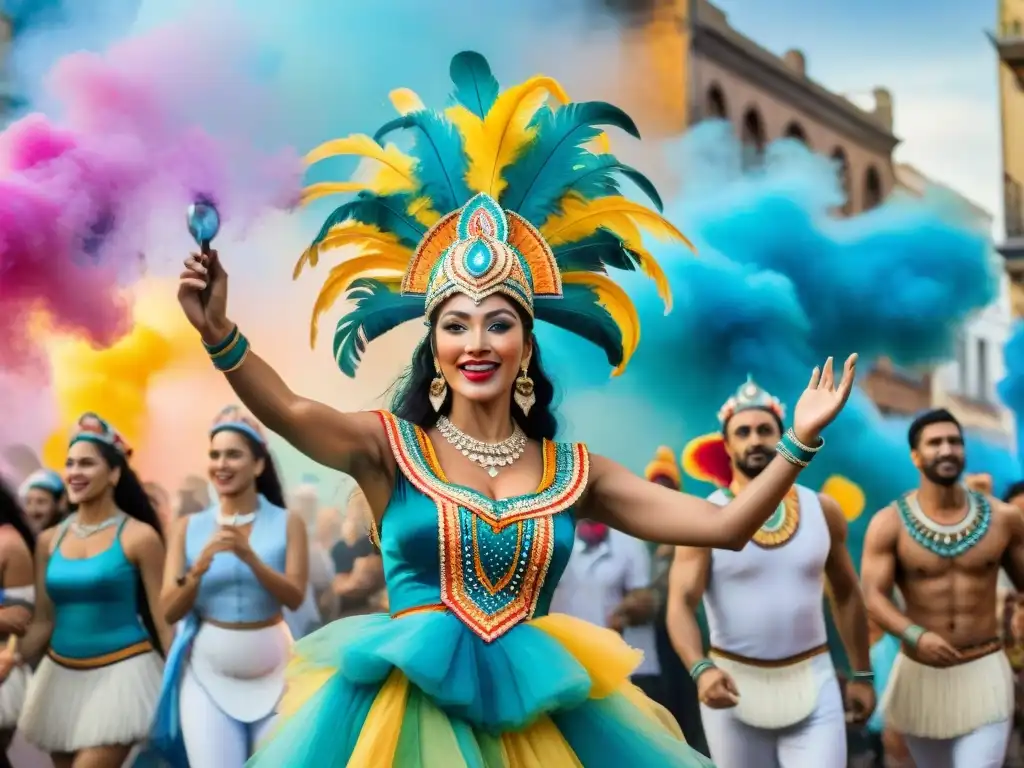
[999,322,1024,470]
[541,122,1009,555]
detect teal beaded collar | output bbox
[896,489,990,558]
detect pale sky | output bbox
[713,0,1002,232]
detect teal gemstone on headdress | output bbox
[717,373,786,425]
[464,240,494,277]
[457,194,508,243]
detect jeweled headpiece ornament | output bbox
[210,405,267,446]
[716,375,786,427]
[683,375,785,487]
[295,51,692,377]
[68,413,132,458]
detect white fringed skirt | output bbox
[18,650,164,752]
[0,664,29,730]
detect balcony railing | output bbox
[1006,175,1024,239]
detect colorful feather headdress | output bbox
[294,51,692,377]
[682,375,784,487]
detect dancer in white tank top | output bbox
[667,376,875,768]
[862,409,1020,768]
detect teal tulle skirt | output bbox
[247,609,715,767]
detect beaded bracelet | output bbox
[775,428,825,468]
[852,669,875,683]
[204,326,251,373]
[688,658,716,682]
[901,624,926,647]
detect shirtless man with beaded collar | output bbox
[861,408,1024,768]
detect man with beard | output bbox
[862,408,1024,768]
[667,375,874,768]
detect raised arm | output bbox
[581,355,857,549]
[178,250,391,492]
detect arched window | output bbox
[741,107,765,169]
[864,166,883,210]
[783,121,808,146]
[831,148,852,215]
[706,85,728,119]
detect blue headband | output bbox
[210,421,266,447]
[20,469,65,498]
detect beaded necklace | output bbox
[895,488,990,558]
[722,486,800,549]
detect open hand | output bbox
[177,250,232,345]
[915,631,962,667]
[792,354,858,444]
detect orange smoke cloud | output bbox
[42,278,205,470]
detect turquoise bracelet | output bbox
[776,428,824,468]
[205,327,250,373]
[203,325,238,355]
[901,624,926,647]
[688,658,716,682]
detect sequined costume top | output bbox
[376,411,588,641]
[248,411,712,767]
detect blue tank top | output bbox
[47,516,151,661]
[185,495,289,623]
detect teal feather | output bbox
[554,153,663,211]
[332,278,425,377]
[373,111,471,213]
[310,193,427,250]
[448,51,499,118]
[500,101,641,223]
[535,283,624,368]
[553,230,639,273]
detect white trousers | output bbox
[700,671,846,768]
[903,718,1012,768]
[179,666,276,768]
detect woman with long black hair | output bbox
[150,406,307,768]
[177,52,856,767]
[0,480,36,768]
[17,413,169,768]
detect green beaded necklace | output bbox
[895,489,990,558]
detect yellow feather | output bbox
[389,88,425,115]
[447,75,571,198]
[300,182,366,206]
[304,135,418,196]
[293,223,412,280]
[542,195,693,314]
[562,272,640,377]
[407,196,441,228]
[310,256,408,347]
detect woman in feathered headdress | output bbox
[178,51,857,766]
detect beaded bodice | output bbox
[375,411,589,642]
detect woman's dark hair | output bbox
[390,309,560,441]
[94,441,166,657]
[230,432,287,509]
[0,478,36,553]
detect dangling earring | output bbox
[429,359,448,412]
[514,362,536,416]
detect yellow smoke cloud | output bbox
[42,279,204,468]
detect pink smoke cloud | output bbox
[0,13,302,371]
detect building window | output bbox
[706,85,727,119]
[864,166,883,210]
[783,121,808,146]
[741,107,765,170]
[1006,174,1024,238]
[831,148,852,215]
[976,337,990,402]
